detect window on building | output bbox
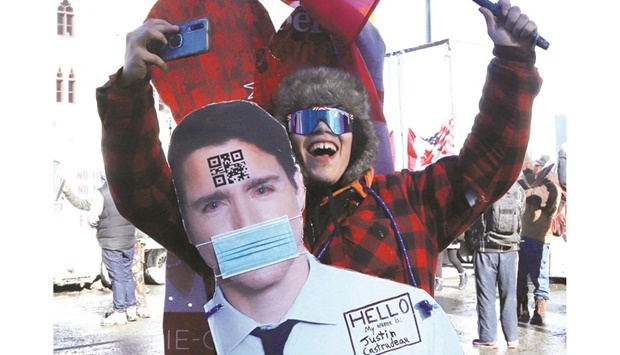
[56,68,63,103]
[68,69,76,103]
[57,1,74,37]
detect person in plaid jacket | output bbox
[96,0,542,298]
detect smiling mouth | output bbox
[309,142,338,157]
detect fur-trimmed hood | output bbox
[273,66,378,189]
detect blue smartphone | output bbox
[155,18,209,61]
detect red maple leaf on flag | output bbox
[407,128,418,170]
[415,114,456,170]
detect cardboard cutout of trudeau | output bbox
[164,101,462,355]
[144,1,387,353]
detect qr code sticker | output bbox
[208,149,249,187]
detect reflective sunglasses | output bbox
[286,107,354,135]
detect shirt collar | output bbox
[205,253,339,354]
[206,286,259,354]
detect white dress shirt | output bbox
[206,253,463,354]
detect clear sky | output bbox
[374,1,570,161]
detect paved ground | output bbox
[436,263,566,355]
[53,263,566,354]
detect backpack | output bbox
[481,182,526,246]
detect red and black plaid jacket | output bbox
[96,45,541,296]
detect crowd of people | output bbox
[61,0,569,353]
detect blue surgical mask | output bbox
[196,215,302,279]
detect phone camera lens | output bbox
[168,34,183,48]
[189,23,205,31]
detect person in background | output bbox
[555,144,567,239]
[470,180,525,349]
[520,154,549,189]
[435,236,468,292]
[167,100,463,354]
[516,155,562,326]
[62,178,140,326]
[89,179,138,326]
[557,144,566,191]
[132,230,151,319]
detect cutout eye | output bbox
[254,186,275,197]
[202,200,224,214]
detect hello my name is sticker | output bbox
[344,293,421,354]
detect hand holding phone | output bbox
[149,18,210,61]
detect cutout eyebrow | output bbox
[245,174,282,192]
[188,174,284,211]
[189,189,227,211]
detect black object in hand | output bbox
[472,0,549,50]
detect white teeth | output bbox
[309,142,337,154]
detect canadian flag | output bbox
[407,128,418,170]
[408,114,456,171]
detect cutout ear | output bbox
[294,168,306,211]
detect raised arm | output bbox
[96,19,209,278]
[118,19,179,87]
[410,0,543,250]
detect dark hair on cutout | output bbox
[168,100,299,203]
[273,66,378,187]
